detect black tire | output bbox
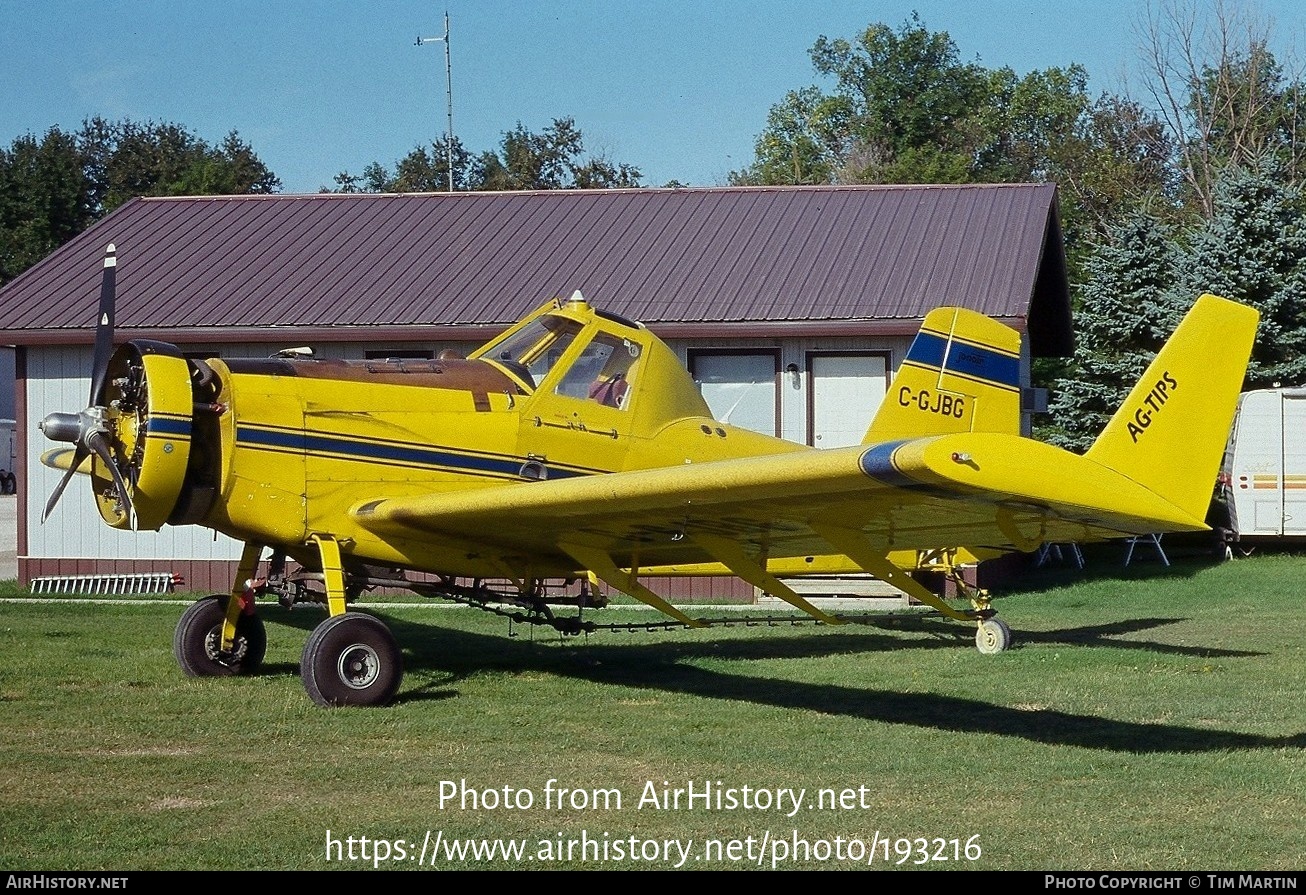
[975,617,1013,655]
[174,595,267,676]
[300,613,402,708]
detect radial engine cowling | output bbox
[94,341,195,530]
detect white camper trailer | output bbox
[1221,387,1306,540]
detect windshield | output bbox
[481,316,583,390]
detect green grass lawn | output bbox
[1,553,1304,870]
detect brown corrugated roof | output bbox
[0,183,1071,354]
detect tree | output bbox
[1139,0,1306,218]
[728,87,844,186]
[729,15,991,185]
[569,156,643,190]
[1062,94,1177,237]
[208,131,283,195]
[977,65,1093,183]
[732,15,1173,262]
[479,119,584,190]
[810,13,991,184]
[980,66,1174,254]
[332,163,396,194]
[1048,163,1306,449]
[0,119,280,284]
[1171,162,1306,386]
[0,127,93,283]
[477,118,640,190]
[333,136,479,193]
[333,119,641,193]
[1047,214,1183,451]
[78,118,279,214]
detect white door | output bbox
[1282,392,1306,534]
[809,353,888,448]
[1231,390,1285,536]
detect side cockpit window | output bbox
[555,333,642,409]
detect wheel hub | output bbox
[337,643,381,689]
[203,626,247,664]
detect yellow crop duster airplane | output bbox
[39,245,1259,707]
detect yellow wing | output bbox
[349,294,1257,622]
[351,432,1208,562]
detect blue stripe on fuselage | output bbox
[143,416,191,438]
[859,440,917,488]
[236,425,593,480]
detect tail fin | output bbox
[1085,294,1258,521]
[864,307,1022,443]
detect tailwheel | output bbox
[975,617,1013,655]
[174,595,266,676]
[300,613,403,707]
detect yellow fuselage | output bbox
[198,301,803,578]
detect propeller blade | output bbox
[85,430,137,530]
[87,430,137,531]
[88,244,117,406]
[41,445,89,523]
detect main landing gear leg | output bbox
[173,542,267,677]
[299,533,403,707]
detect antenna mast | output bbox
[416,11,454,191]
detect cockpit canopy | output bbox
[473,294,643,411]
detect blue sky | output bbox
[2,1,1302,192]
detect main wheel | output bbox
[975,617,1013,655]
[300,613,403,707]
[174,595,266,676]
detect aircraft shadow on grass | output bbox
[257,607,1296,755]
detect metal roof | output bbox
[0,183,1071,354]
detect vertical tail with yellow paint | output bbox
[864,306,1023,443]
[1085,294,1258,521]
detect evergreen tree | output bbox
[1049,164,1306,452]
[1047,214,1182,452]
[1171,163,1306,387]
